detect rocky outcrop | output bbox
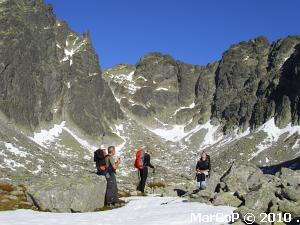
[213,37,270,131]
[190,164,300,224]
[27,174,106,212]
[0,0,123,137]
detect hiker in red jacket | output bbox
[135,148,155,194]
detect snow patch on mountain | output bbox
[149,120,220,143]
[60,37,87,66]
[156,87,169,91]
[173,102,196,115]
[199,122,223,148]
[250,118,300,159]
[215,128,251,148]
[29,121,96,151]
[4,143,29,157]
[29,122,65,148]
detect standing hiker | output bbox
[104,146,124,207]
[196,151,211,190]
[135,148,155,194]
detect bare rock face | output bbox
[213,36,270,131]
[0,0,121,212]
[0,0,123,137]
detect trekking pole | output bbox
[101,132,105,146]
[161,190,197,205]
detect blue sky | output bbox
[45,0,300,68]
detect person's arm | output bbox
[144,154,154,168]
[196,161,200,172]
[147,154,155,168]
[110,157,121,170]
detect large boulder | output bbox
[205,170,221,193]
[220,163,265,195]
[278,168,300,187]
[243,183,277,212]
[27,174,106,212]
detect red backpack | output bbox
[134,148,145,169]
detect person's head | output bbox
[108,146,116,156]
[200,151,208,161]
[145,149,152,155]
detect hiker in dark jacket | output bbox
[105,146,123,207]
[196,151,211,190]
[137,149,155,194]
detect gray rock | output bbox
[279,168,300,187]
[243,183,277,213]
[213,192,242,207]
[237,206,272,225]
[278,199,300,218]
[281,186,300,202]
[221,163,264,195]
[189,190,214,204]
[27,175,106,212]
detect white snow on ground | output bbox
[60,38,87,66]
[149,120,220,143]
[62,127,97,151]
[0,197,234,225]
[108,71,143,94]
[154,117,168,126]
[3,158,26,171]
[29,121,97,151]
[111,123,127,157]
[215,128,250,149]
[29,122,65,148]
[198,121,223,148]
[4,143,29,157]
[243,55,249,61]
[88,72,98,77]
[136,76,148,81]
[292,139,300,149]
[173,102,196,115]
[156,87,169,91]
[31,165,42,175]
[250,118,300,160]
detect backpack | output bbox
[94,148,109,175]
[134,148,145,169]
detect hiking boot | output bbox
[115,199,125,204]
[106,204,114,208]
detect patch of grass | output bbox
[0,182,14,192]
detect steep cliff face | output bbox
[105,36,300,134]
[0,0,123,137]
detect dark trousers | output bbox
[105,172,118,205]
[137,167,148,193]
